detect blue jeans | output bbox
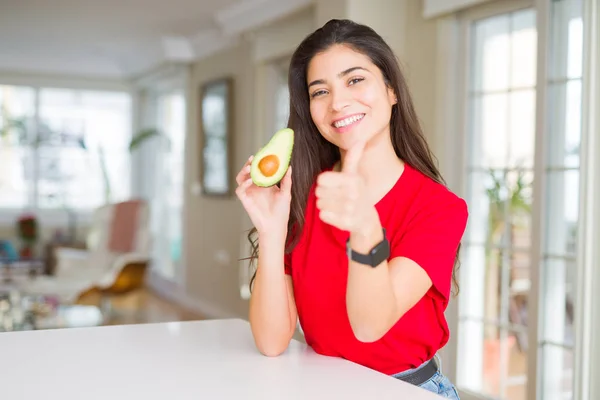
[392,356,460,399]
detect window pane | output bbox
[458,318,485,391]
[36,148,128,209]
[547,80,582,168]
[483,328,528,400]
[472,14,510,92]
[202,85,228,139]
[506,330,529,400]
[458,322,527,400]
[39,88,131,151]
[0,147,31,208]
[460,241,531,343]
[541,256,576,346]
[510,251,531,302]
[202,136,228,194]
[466,169,533,249]
[507,169,534,249]
[509,90,536,168]
[464,171,493,246]
[564,80,582,164]
[511,9,537,88]
[38,88,132,208]
[541,344,574,400]
[508,252,530,400]
[482,325,504,399]
[549,0,584,80]
[566,16,583,79]
[0,85,35,120]
[470,93,508,168]
[544,170,579,256]
[0,85,35,208]
[460,245,490,320]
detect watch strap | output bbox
[346,228,390,267]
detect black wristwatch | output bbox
[346,228,390,267]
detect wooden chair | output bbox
[16,200,152,308]
[76,260,150,323]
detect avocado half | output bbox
[250,128,294,187]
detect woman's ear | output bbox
[388,87,398,105]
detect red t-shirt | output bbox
[284,162,468,375]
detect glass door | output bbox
[456,1,585,399]
[458,8,538,399]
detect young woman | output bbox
[235,19,468,399]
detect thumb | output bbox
[342,140,366,174]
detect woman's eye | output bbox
[349,77,364,85]
[311,90,327,98]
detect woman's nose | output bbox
[330,89,351,112]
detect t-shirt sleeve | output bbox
[390,194,468,302]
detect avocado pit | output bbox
[258,154,280,177]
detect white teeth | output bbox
[334,114,364,128]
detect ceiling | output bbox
[0,0,310,80]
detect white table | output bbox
[0,318,442,399]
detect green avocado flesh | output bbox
[250,128,294,187]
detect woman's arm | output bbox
[249,232,298,356]
[345,198,468,343]
[345,208,432,343]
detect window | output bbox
[455,1,584,399]
[150,91,186,280]
[0,85,132,212]
[458,8,538,399]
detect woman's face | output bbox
[306,44,397,151]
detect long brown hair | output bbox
[246,19,461,295]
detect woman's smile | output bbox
[331,113,366,133]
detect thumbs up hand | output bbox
[315,140,377,234]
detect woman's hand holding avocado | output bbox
[235,155,292,238]
[236,128,294,239]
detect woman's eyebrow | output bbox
[308,66,369,88]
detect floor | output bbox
[76,286,205,326]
